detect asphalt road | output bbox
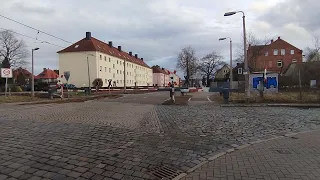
[102,91,171,105]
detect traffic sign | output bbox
[64,71,70,81]
[1,68,12,78]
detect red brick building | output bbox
[248,36,303,74]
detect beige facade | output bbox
[58,32,153,88]
[59,51,153,88]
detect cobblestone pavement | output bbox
[0,92,319,179]
[182,129,320,180]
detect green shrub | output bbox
[11,86,23,92]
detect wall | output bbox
[215,66,230,79]
[59,51,153,88]
[249,38,303,73]
[249,73,278,93]
[59,51,98,88]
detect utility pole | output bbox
[230,39,233,90]
[124,59,126,93]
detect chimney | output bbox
[271,39,274,43]
[85,32,91,40]
[135,54,138,59]
[118,46,121,51]
[237,63,240,66]
[162,68,164,70]
[43,68,46,71]
[278,36,280,40]
[141,58,144,61]
[129,51,132,56]
[108,41,113,47]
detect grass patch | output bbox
[0,95,41,104]
[229,92,320,104]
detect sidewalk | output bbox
[180,129,320,180]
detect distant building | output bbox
[282,62,320,87]
[35,68,59,83]
[152,65,180,87]
[13,68,32,85]
[214,64,230,81]
[248,36,303,74]
[57,32,153,88]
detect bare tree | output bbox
[305,36,320,62]
[198,51,225,86]
[0,30,29,68]
[177,46,198,87]
[234,31,274,64]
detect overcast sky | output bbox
[1,0,319,76]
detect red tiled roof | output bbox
[57,36,150,68]
[152,66,171,74]
[35,68,59,79]
[13,68,32,79]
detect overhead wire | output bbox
[0,14,72,44]
[0,27,66,48]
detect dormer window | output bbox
[74,45,79,48]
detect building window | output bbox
[117,70,119,74]
[291,50,294,55]
[100,55,102,60]
[117,60,119,64]
[100,66,102,71]
[120,80,122,83]
[127,63,129,67]
[113,73,115,78]
[120,61,122,65]
[237,68,243,74]
[292,59,297,63]
[130,72,132,76]
[268,61,273,67]
[113,64,115,69]
[277,60,283,67]
[105,67,107,72]
[120,70,122,74]
[273,49,278,55]
[127,72,129,75]
[109,58,111,62]
[281,49,285,55]
[109,68,111,73]
[117,80,119,83]
[104,56,106,61]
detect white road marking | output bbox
[188,97,192,102]
[207,96,212,102]
[143,96,147,99]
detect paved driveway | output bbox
[0,92,319,180]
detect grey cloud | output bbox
[259,0,320,32]
[2,0,295,74]
[12,1,55,14]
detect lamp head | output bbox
[224,11,237,16]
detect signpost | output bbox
[169,70,177,102]
[64,71,70,98]
[1,68,13,97]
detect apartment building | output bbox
[248,36,303,74]
[58,32,153,88]
[152,65,180,87]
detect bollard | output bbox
[222,89,230,104]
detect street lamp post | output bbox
[219,37,233,89]
[224,11,250,100]
[31,47,39,97]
